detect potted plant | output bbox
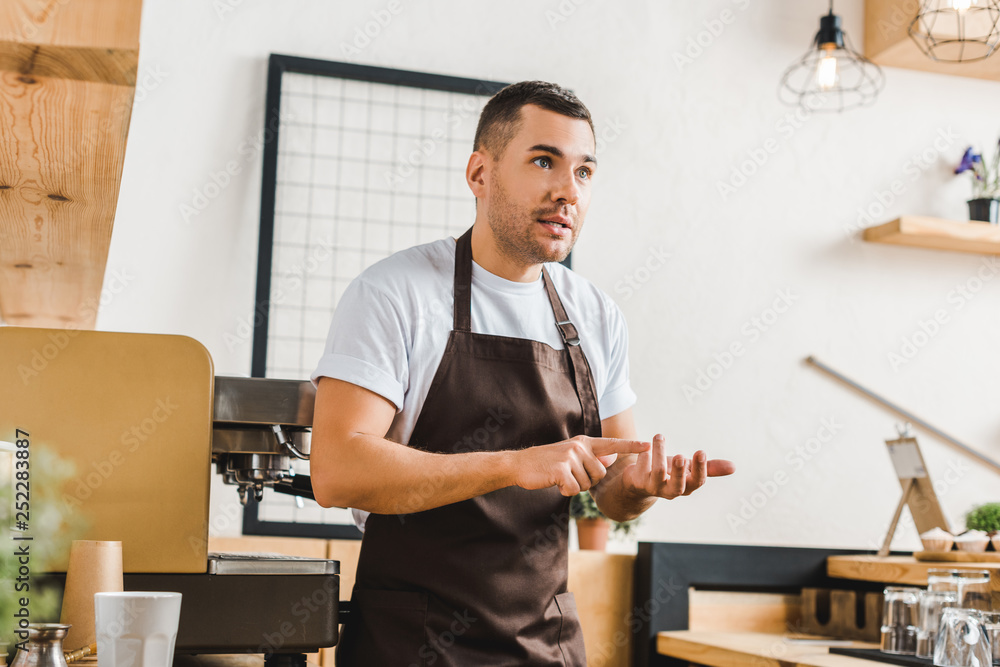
[569,491,639,551]
[955,144,1000,223]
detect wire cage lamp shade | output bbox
[779,5,885,113]
[908,0,1000,62]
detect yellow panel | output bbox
[0,327,213,572]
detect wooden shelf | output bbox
[657,631,878,667]
[867,0,1000,83]
[863,216,1000,255]
[827,554,1000,608]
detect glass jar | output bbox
[916,589,958,659]
[881,586,921,655]
[934,608,991,667]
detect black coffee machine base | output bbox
[124,572,339,654]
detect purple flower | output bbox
[955,146,983,174]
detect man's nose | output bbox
[551,169,581,205]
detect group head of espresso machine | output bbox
[211,376,319,505]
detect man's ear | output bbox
[466,150,489,199]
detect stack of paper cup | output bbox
[59,540,124,652]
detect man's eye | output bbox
[533,156,551,168]
[578,167,591,180]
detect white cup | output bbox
[94,592,182,667]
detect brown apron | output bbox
[336,226,602,666]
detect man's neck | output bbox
[468,222,543,283]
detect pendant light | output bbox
[909,0,1000,62]
[779,1,885,113]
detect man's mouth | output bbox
[538,216,572,234]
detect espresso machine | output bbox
[0,328,342,663]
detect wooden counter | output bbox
[657,631,879,667]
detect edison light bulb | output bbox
[952,0,975,11]
[816,53,838,91]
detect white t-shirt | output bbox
[311,237,637,530]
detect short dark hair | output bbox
[473,81,594,159]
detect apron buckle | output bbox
[556,320,581,346]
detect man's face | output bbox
[483,104,596,266]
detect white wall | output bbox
[100,0,1000,550]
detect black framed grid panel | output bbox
[243,54,508,538]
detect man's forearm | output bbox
[314,433,516,514]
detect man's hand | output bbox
[619,434,735,500]
[510,436,651,497]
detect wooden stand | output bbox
[878,478,915,558]
[878,432,949,557]
[799,589,883,642]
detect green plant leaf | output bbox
[966,502,1000,533]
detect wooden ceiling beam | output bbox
[0,0,142,328]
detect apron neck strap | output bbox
[453,227,475,332]
[541,269,579,347]
[454,226,575,337]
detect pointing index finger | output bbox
[589,438,651,457]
